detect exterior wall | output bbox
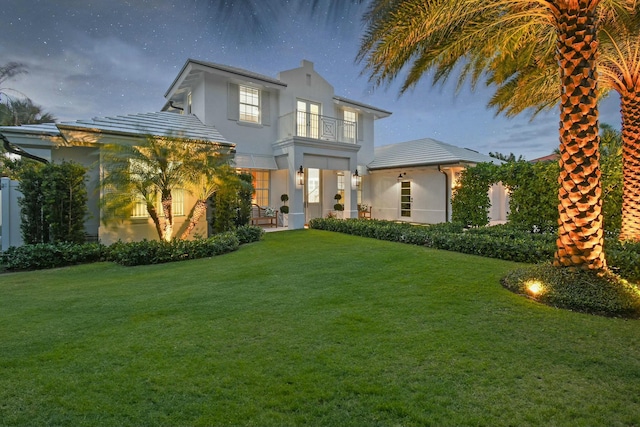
[489,182,510,224]
[98,190,208,246]
[369,167,449,224]
[200,73,280,155]
[1,177,23,251]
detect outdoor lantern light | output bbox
[296,166,304,186]
[352,170,361,187]
[397,172,406,180]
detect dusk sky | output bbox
[2,0,622,160]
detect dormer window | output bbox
[239,85,260,123]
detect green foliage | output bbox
[498,160,559,230]
[0,97,56,126]
[309,219,639,283]
[16,162,47,243]
[0,226,262,271]
[42,161,88,243]
[451,162,497,226]
[0,242,104,271]
[210,171,254,233]
[234,225,265,244]
[502,263,640,318]
[104,233,240,266]
[17,161,88,244]
[600,124,623,232]
[606,239,640,283]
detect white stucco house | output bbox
[1,58,505,249]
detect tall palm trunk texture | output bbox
[554,0,606,270]
[620,92,640,241]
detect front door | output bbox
[297,100,320,139]
[400,180,412,219]
[305,168,322,222]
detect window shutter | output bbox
[261,90,270,126]
[357,113,364,141]
[227,83,239,121]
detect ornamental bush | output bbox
[1,226,264,271]
[502,263,640,318]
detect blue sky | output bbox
[2,0,622,160]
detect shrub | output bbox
[234,225,265,244]
[502,263,640,318]
[0,242,104,271]
[105,233,240,267]
[308,219,640,283]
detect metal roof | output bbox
[1,112,234,145]
[368,138,502,170]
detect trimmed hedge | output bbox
[104,233,240,267]
[0,242,104,271]
[308,218,640,282]
[0,226,265,271]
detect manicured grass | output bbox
[1,230,639,426]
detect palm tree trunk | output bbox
[180,199,207,240]
[553,0,606,270]
[619,92,640,241]
[146,202,164,240]
[161,192,173,241]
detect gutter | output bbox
[438,165,449,222]
[1,131,49,164]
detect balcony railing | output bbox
[278,111,357,144]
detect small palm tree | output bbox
[101,135,216,241]
[179,150,235,239]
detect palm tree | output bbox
[0,97,56,126]
[486,7,640,241]
[358,0,639,270]
[179,150,235,239]
[101,135,225,241]
[0,62,27,101]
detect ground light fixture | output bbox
[525,280,544,297]
[296,166,304,186]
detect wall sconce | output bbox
[296,166,304,186]
[397,172,406,180]
[352,170,361,187]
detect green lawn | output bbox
[1,230,639,426]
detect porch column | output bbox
[289,151,305,229]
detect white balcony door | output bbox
[305,168,322,222]
[297,100,320,139]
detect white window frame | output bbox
[239,85,260,123]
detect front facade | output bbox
[163,59,391,229]
[1,58,507,248]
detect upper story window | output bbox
[343,110,357,142]
[239,85,260,123]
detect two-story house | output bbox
[1,58,505,249]
[162,59,392,229]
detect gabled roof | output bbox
[333,96,392,119]
[368,137,502,170]
[165,58,288,99]
[1,112,234,146]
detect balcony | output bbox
[278,111,357,144]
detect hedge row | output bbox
[0,225,264,271]
[308,218,640,282]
